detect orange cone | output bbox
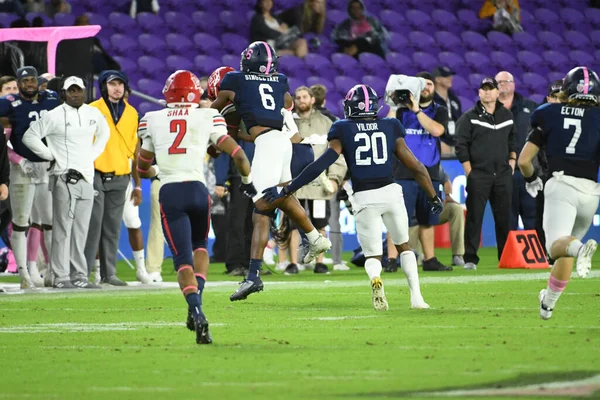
[498,230,549,269]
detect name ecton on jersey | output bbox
[138,107,227,185]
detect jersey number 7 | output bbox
[168,119,187,155]
[564,118,582,155]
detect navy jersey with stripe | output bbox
[219,71,288,131]
[328,117,405,192]
[0,90,59,162]
[529,103,600,182]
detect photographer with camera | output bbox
[386,72,453,272]
[23,76,110,289]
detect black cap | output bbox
[16,66,38,81]
[480,77,498,90]
[548,80,563,96]
[416,71,435,83]
[433,66,456,78]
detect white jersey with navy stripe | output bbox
[139,106,227,185]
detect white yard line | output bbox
[0,270,598,296]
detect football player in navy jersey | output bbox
[263,84,443,310]
[211,42,331,301]
[518,66,600,320]
[0,66,59,289]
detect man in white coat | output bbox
[23,76,110,289]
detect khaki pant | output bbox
[146,179,164,273]
[409,201,464,259]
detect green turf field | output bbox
[1,247,599,400]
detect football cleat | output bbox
[370,277,389,311]
[186,310,195,331]
[303,235,332,264]
[539,289,553,320]
[576,239,596,278]
[230,278,264,301]
[195,314,212,345]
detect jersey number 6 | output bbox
[259,83,275,110]
[355,132,388,166]
[168,119,187,155]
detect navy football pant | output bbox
[159,181,210,270]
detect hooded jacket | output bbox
[90,70,138,175]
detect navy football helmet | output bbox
[343,84,380,118]
[563,66,600,103]
[240,41,278,75]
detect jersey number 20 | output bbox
[168,119,187,154]
[355,132,388,165]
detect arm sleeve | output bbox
[209,112,228,145]
[22,116,54,161]
[454,114,472,163]
[91,110,110,160]
[0,130,9,186]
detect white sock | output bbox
[11,231,28,278]
[43,229,52,262]
[95,258,100,269]
[28,260,38,273]
[305,229,320,244]
[364,258,382,281]
[566,239,583,258]
[133,250,145,270]
[400,250,423,299]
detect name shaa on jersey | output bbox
[167,109,190,117]
[244,75,280,82]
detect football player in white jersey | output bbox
[136,70,255,344]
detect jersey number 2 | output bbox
[564,118,582,154]
[168,119,187,155]
[355,132,388,166]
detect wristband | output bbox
[509,157,517,161]
[414,110,422,116]
[152,165,160,177]
[134,186,142,191]
[523,171,538,183]
[241,173,252,184]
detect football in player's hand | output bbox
[207,144,221,158]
